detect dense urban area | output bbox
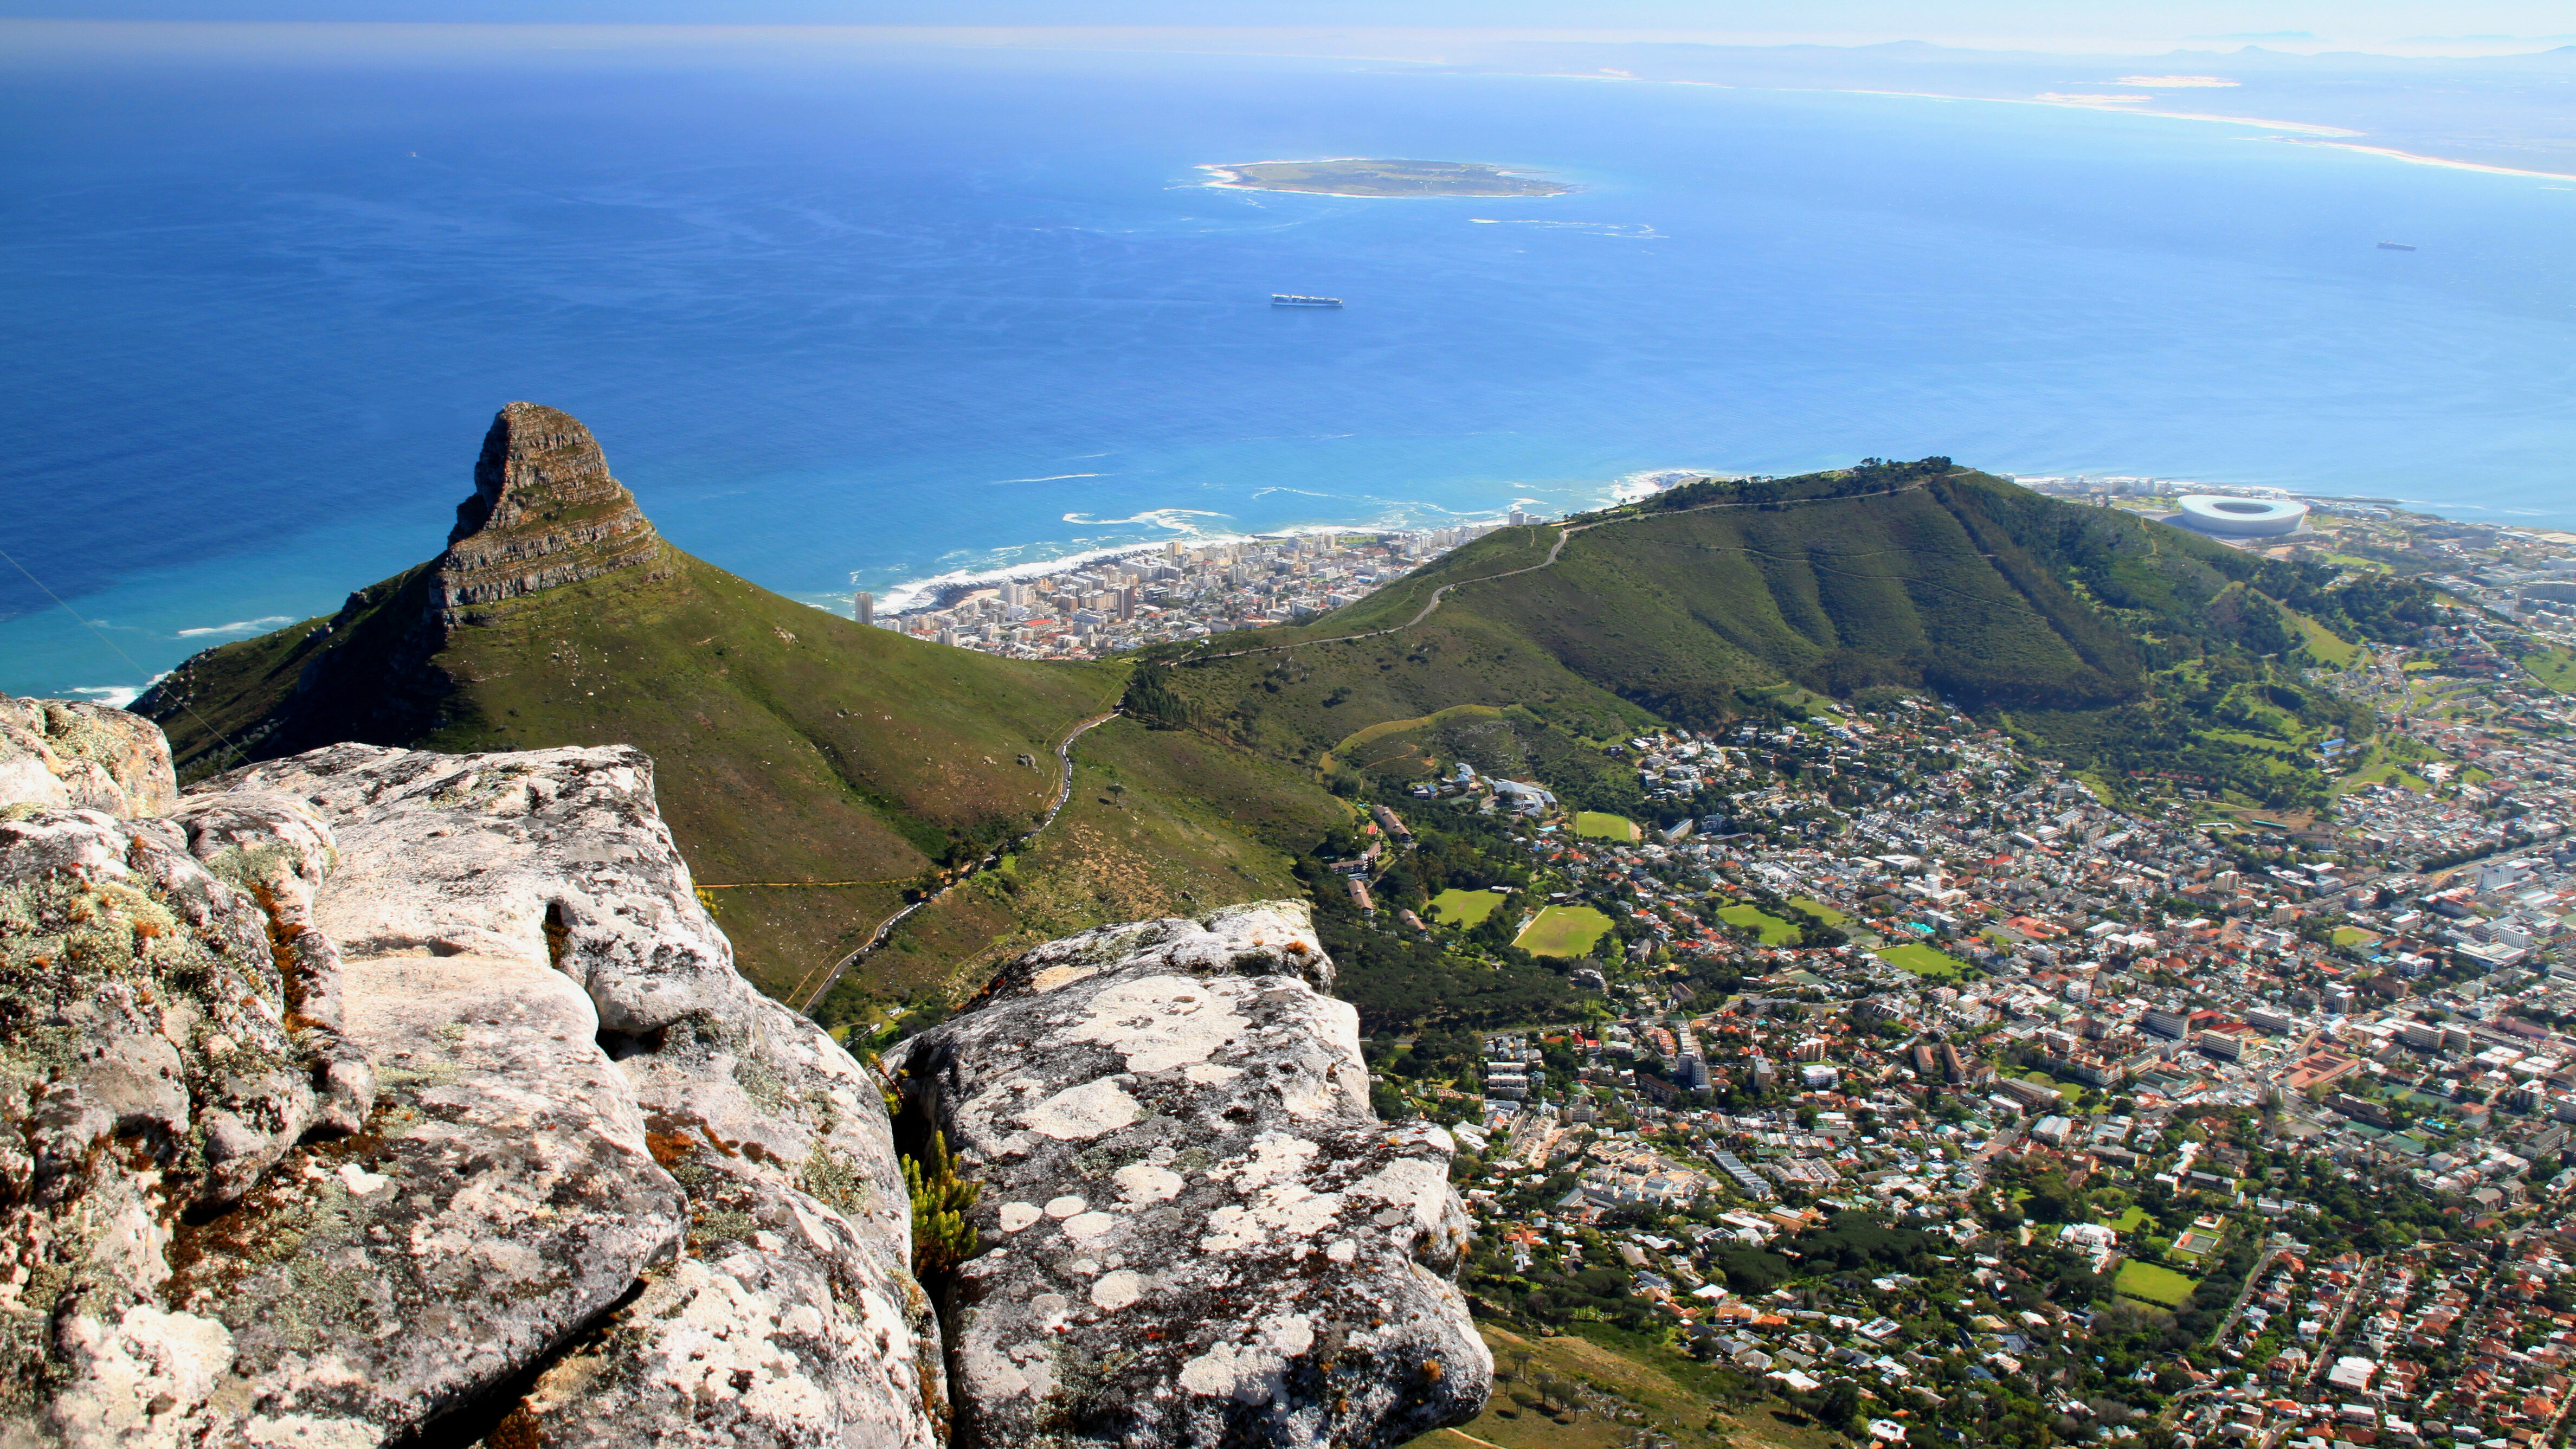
[869,517,1536,656]
[1211,485,2576,1449]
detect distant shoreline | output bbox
[864,466,1709,616]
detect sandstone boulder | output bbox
[0,693,178,817]
[4,735,942,1448]
[888,901,1490,1449]
[0,807,330,1432]
[134,949,687,1445]
[202,742,942,1449]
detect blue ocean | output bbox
[6,36,2574,701]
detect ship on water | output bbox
[2377,241,2417,251]
[1271,294,1343,307]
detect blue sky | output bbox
[3,1,2572,56]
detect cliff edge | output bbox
[891,905,1492,1449]
[2,698,936,1449]
[1,697,1485,1448]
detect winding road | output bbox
[795,708,1121,1013]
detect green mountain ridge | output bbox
[140,405,1362,1013]
[1137,461,2426,815]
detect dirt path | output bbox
[795,709,1120,1013]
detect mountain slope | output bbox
[140,404,1128,996]
[1141,461,2399,810]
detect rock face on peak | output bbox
[888,902,1491,1449]
[434,401,667,621]
[135,401,677,762]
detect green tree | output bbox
[905,1130,981,1279]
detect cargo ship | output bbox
[2377,241,2417,251]
[1271,294,1343,307]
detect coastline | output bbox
[2272,138,2576,183]
[23,464,2574,705]
[861,465,1717,618]
[1418,64,2576,184]
[871,517,1464,617]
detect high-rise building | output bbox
[853,590,875,627]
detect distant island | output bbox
[1199,158,1573,197]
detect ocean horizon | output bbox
[6,36,2574,703]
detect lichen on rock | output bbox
[5,729,943,1448]
[1,693,178,818]
[195,739,942,1449]
[888,901,1491,1449]
[0,807,329,1430]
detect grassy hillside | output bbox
[815,718,1349,1021]
[1396,1322,1834,1449]
[143,546,1126,996]
[1138,461,2418,813]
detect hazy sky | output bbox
[4,1,2572,56]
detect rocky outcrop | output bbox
[888,903,1491,1449]
[4,702,1483,1448]
[207,742,941,1449]
[433,401,666,622]
[1,694,178,818]
[1,806,346,1427]
[5,735,940,1449]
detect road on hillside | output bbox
[796,708,1120,1013]
[1161,475,1942,669]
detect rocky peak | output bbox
[433,401,666,620]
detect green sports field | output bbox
[1875,942,1970,980]
[1717,904,1800,945]
[2527,646,2576,695]
[1427,888,1502,927]
[1575,812,1640,842]
[1515,905,1614,958]
[2114,1261,2200,1308]
[1789,897,1845,925]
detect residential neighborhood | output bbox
[1342,615,2576,1449]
